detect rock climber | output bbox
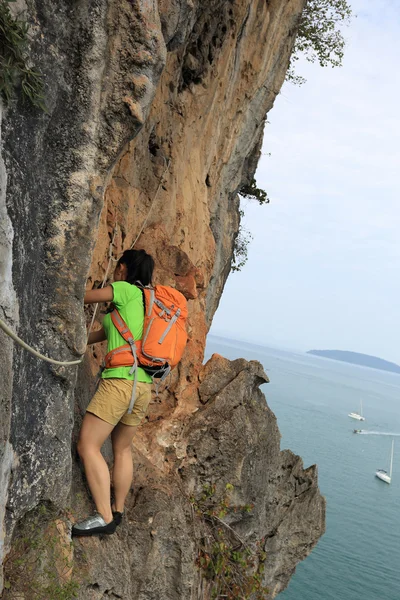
[72,249,155,536]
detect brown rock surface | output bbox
[0,0,326,598]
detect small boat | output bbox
[353,429,362,434]
[376,439,394,484]
[348,400,365,421]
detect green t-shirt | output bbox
[102,281,152,383]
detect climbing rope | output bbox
[86,224,118,341]
[0,156,170,366]
[130,157,170,249]
[0,226,118,366]
[0,318,83,366]
[87,156,170,336]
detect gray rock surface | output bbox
[182,357,325,597]
[0,101,18,589]
[1,0,166,533]
[66,357,324,599]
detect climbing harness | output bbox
[0,156,171,367]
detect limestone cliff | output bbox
[0,1,325,598]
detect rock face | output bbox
[81,356,322,600]
[0,0,325,598]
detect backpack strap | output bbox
[110,309,134,344]
[110,309,138,414]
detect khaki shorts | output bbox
[87,379,151,427]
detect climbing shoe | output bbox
[72,513,117,537]
[112,511,124,526]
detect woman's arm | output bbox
[87,327,107,345]
[84,286,113,304]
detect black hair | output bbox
[118,249,155,286]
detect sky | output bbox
[210,0,400,364]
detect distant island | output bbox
[307,350,400,374]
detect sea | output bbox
[205,334,400,600]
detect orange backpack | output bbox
[104,285,188,412]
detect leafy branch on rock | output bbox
[232,224,253,273]
[0,0,45,109]
[287,0,353,84]
[239,177,270,206]
[191,483,269,600]
[232,176,269,273]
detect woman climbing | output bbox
[72,249,155,537]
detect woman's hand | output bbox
[84,286,113,304]
[87,327,107,345]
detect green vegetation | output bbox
[3,504,82,600]
[287,0,353,84]
[232,223,252,273]
[233,177,268,272]
[191,483,269,600]
[0,0,45,108]
[239,177,270,206]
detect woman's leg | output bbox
[77,412,115,523]
[111,422,137,513]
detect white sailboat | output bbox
[348,400,365,421]
[376,439,394,484]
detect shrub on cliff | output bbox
[192,484,269,600]
[232,224,252,273]
[0,0,45,108]
[239,177,270,206]
[232,178,269,272]
[288,0,353,84]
